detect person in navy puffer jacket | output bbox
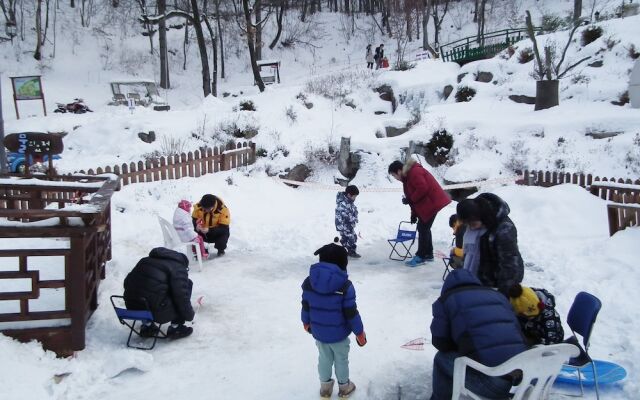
[301,239,366,398]
[429,269,528,400]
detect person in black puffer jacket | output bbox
[124,247,195,340]
[430,269,528,400]
[457,192,524,295]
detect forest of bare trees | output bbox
[0,0,610,96]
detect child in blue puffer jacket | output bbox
[301,239,366,399]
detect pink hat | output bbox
[178,200,192,212]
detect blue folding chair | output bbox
[110,295,166,350]
[388,221,417,261]
[563,292,602,399]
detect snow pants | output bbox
[338,228,357,252]
[200,225,230,252]
[316,337,351,385]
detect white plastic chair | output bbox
[452,343,580,400]
[157,216,204,272]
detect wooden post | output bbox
[68,235,87,351]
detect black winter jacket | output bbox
[124,247,195,324]
[476,193,524,294]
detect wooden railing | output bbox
[521,170,640,236]
[78,141,256,186]
[0,174,120,356]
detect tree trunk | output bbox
[183,21,188,70]
[301,0,307,21]
[203,15,217,97]
[573,0,582,23]
[34,0,42,60]
[422,0,431,51]
[42,0,50,46]
[255,0,262,61]
[534,80,559,110]
[214,0,225,79]
[269,2,284,49]
[70,0,74,7]
[473,0,478,22]
[158,0,170,89]
[243,0,264,92]
[476,0,486,44]
[190,0,212,97]
[112,0,118,6]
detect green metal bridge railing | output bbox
[440,27,542,65]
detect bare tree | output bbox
[573,0,582,22]
[79,0,94,27]
[136,0,156,54]
[141,0,213,97]
[213,0,225,78]
[34,0,43,60]
[431,0,450,53]
[476,0,486,44]
[241,0,264,91]
[269,0,285,49]
[158,0,170,89]
[525,10,590,110]
[0,0,18,27]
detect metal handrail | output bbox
[441,27,542,54]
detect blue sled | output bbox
[555,360,627,386]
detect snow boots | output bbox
[347,250,361,258]
[338,381,356,398]
[319,379,335,398]
[139,323,160,338]
[167,324,193,340]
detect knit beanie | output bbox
[178,199,192,212]
[509,285,543,317]
[456,199,482,223]
[313,238,348,270]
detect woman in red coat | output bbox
[388,159,451,267]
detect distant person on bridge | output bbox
[366,44,374,69]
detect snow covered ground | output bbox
[1,0,639,398]
[1,170,638,399]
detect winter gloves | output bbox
[356,332,367,347]
[410,215,418,224]
[304,323,311,334]
[402,197,411,205]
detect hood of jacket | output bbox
[309,261,348,294]
[401,157,418,178]
[477,192,510,227]
[440,268,483,295]
[149,247,189,266]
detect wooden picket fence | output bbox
[522,170,640,236]
[78,141,256,186]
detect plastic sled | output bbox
[555,360,626,386]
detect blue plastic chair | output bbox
[388,221,417,261]
[563,291,602,399]
[110,295,166,350]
